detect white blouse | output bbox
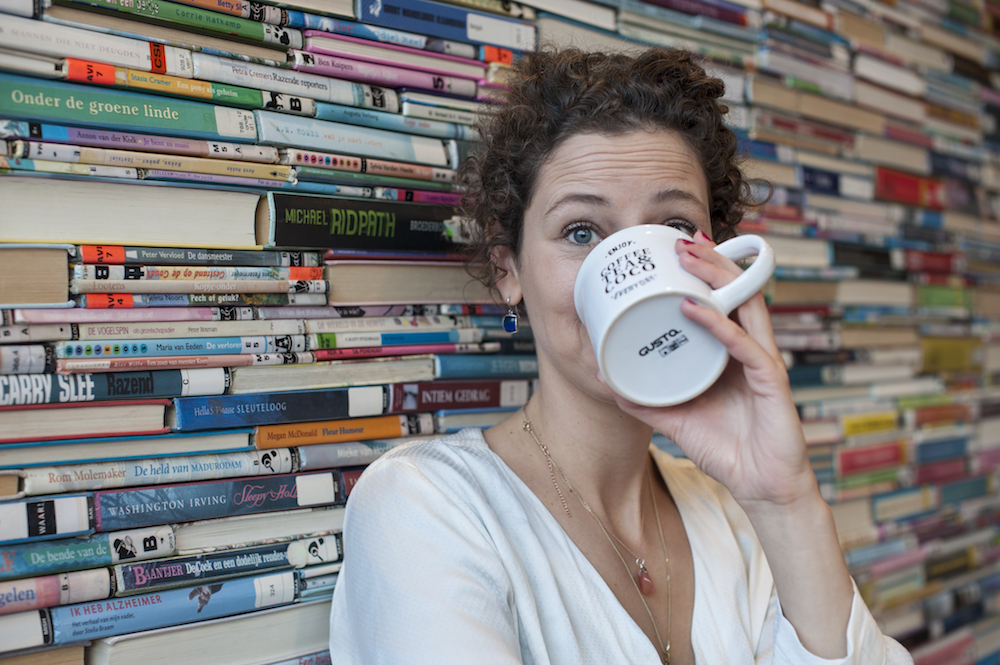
[329,428,914,664]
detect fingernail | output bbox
[679,239,695,245]
[695,230,709,241]
[684,298,700,306]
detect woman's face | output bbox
[499,129,713,402]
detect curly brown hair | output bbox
[459,47,755,289]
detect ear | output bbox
[491,244,522,306]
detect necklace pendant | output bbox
[638,566,655,595]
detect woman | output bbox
[328,48,913,664]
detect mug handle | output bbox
[708,235,776,315]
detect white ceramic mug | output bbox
[573,225,776,407]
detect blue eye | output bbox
[570,227,594,244]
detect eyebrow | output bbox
[544,188,707,217]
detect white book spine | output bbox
[0,0,36,17]
[74,319,306,339]
[2,13,192,76]
[401,101,476,125]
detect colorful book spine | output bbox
[278,147,455,183]
[78,246,320,267]
[0,494,94,544]
[433,354,539,378]
[253,110,449,166]
[168,0,289,24]
[76,293,327,308]
[70,279,328,294]
[0,74,257,142]
[72,265,323,282]
[312,101,476,140]
[70,318,305,339]
[0,368,228,406]
[255,413,434,448]
[65,0,304,48]
[61,58,317,116]
[310,328,483,349]
[17,449,295,496]
[355,0,536,50]
[114,542,299,594]
[0,120,276,161]
[0,345,56,375]
[303,314,475,333]
[295,438,410,470]
[1,155,137,179]
[93,472,341,530]
[874,167,948,210]
[169,384,390,430]
[286,13,478,59]
[303,30,487,78]
[291,165,452,192]
[13,141,295,181]
[291,51,477,97]
[0,568,112,615]
[57,352,310,373]
[311,342,493,361]
[54,335,310,359]
[374,187,463,205]
[388,378,530,411]
[14,308,244,324]
[0,14,192,76]
[0,526,174,582]
[191,53,397,111]
[260,191,459,250]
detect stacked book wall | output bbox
[0,0,539,660]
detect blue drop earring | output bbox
[503,297,518,333]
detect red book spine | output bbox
[904,249,961,274]
[914,458,968,485]
[908,403,972,427]
[837,440,904,476]
[875,167,947,209]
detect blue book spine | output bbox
[55,336,304,359]
[0,526,175,582]
[0,369,227,406]
[115,543,295,593]
[254,110,450,167]
[785,365,827,386]
[802,166,840,196]
[939,476,988,505]
[916,437,969,464]
[433,354,539,378]
[843,536,910,568]
[50,570,300,643]
[170,385,390,430]
[355,0,536,50]
[314,102,475,141]
[94,472,341,531]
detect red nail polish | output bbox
[679,239,695,245]
[684,298,700,306]
[695,230,709,240]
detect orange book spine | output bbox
[255,414,407,448]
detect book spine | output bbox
[0,526,174,581]
[254,110,448,166]
[292,51,477,98]
[388,378,530,411]
[72,265,322,282]
[355,0,536,50]
[255,413,433,448]
[0,323,77,344]
[70,279,328,294]
[311,342,490,361]
[15,140,295,180]
[836,440,904,476]
[168,0,289,23]
[295,438,409,470]
[72,318,306,339]
[1,155,139,178]
[433,354,539,378]
[400,101,476,125]
[374,187,463,205]
[93,472,340,530]
[313,101,475,140]
[0,120,275,161]
[289,14,477,59]
[279,148,455,183]
[191,53,397,111]
[304,314,473,332]
[263,191,458,250]
[114,542,295,594]
[20,449,295,495]
[57,352,311,373]
[0,74,258,141]
[0,368,228,405]
[0,495,95,545]
[874,167,948,210]
[49,570,299,643]
[0,568,112,615]
[54,335,310,358]
[310,329,482,349]
[79,246,319,266]
[170,384,389,430]
[0,345,57,375]
[76,293,326,308]
[62,59,317,116]
[0,13,192,76]
[67,0,303,47]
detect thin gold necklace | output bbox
[521,409,672,665]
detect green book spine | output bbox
[57,0,303,48]
[0,73,258,141]
[295,166,454,192]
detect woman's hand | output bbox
[602,230,817,509]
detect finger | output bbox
[680,298,787,390]
[732,292,784,363]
